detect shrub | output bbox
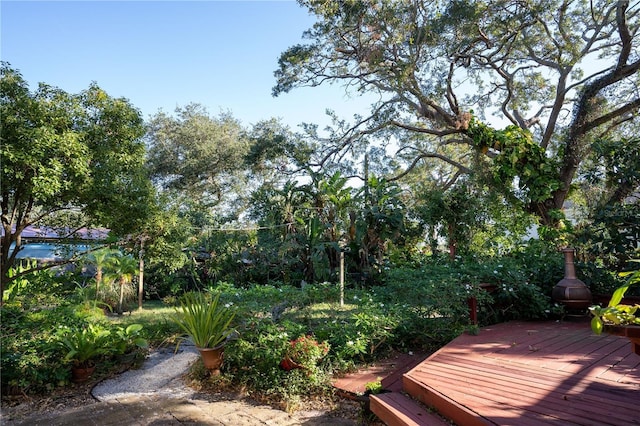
[283,335,330,370]
[222,317,331,410]
[1,303,91,393]
[1,267,153,395]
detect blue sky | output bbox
[1,1,372,129]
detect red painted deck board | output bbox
[404,320,640,426]
[332,351,427,394]
[371,392,451,426]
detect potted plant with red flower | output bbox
[280,335,330,371]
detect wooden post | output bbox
[138,239,144,310]
[339,251,345,307]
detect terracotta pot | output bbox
[71,365,96,383]
[197,346,224,374]
[280,357,304,371]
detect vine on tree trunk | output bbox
[466,117,560,204]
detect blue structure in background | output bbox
[11,242,97,262]
[5,226,109,262]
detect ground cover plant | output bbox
[1,242,592,411]
[2,263,481,406]
[0,268,155,395]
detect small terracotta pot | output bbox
[71,365,96,383]
[197,346,224,374]
[280,357,304,371]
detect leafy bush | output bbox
[283,335,330,369]
[222,317,330,411]
[1,267,153,395]
[590,260,640,333]
[576,261,626,296]
[96,280,136,313]
[2,263,79,309]
[1,248,576,404]
[1,303,94,393]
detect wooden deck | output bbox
[332,351,451,425]
[393,319,640,425]
[332,351,428,394]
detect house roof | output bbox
[4,226,109,241]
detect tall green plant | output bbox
[173,292,236,349]
[105,253,138,315]
[84,247,119,297]
[1,64,154,304]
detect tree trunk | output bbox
[448,223,457,260]
[95,267,102,300]
[118,278,125,315]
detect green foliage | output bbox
[365,378,383,395]
[414,180,487,257]
[537,209,574,248]
[214,277,477,409]
[172,291,236,348]
[382,248,565,328]
[467,119,560,204]
[274,0,639,231]
[590,260,640,334]
[3,259,41,304]
[146,104,249,209]
[283,335,330,369]
[575,202,640,270]
[2,305,70,393]
[222,317,329,411]
[1,63,153,299]
[575,259,625,296]
[110,323,149,356]
[581,137,640,207]
[460,244,567,322]
[377,265,481,345]
[104,252,139,314]
[1,299,152,394]
[2,263,79,309]
[0,265,156,394]
[58,324,112,368]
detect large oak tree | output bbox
[145,104,251,221]
[274,0,640,225]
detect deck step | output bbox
[370,391,450,426]
[403,374,492,426]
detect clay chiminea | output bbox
[552,248,592,311]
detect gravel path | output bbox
[92,342,200,401]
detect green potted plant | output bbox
[111,323,149,364]
[172,291,236,374]
[59,324,111,382]
[280,335,330,371]
[590,260,640,355]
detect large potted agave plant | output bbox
[590,260,640,356]
[173,291,236,374]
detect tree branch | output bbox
[388,148,472,182]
